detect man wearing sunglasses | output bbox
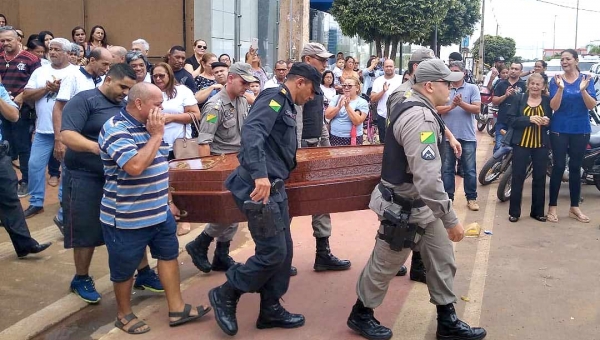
[348,59,487,340]
[293,42,352,276]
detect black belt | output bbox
[378,183,425,209]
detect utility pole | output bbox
[496,24,499,36]
[478,0,485,82]
[553,15,557,51]
[575,0,579,49]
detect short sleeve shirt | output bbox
[56,67,102,102]
[161,85,198,148]
[61,88,123,176]
[329,95,369,137]
[371,74,403,118]
[549,74,596,134]
[0,50,41,95]
[0,84,19,141]
[173,68,197,94]
[441,82,481,141]
[197,88,248,154]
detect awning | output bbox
[310,0,333,12]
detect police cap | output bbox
[288,63,323,95]
[229,62,258,82]
[414,59,463,83]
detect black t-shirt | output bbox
[185,56,200,72]
[493,79,526,124]
[301,93,324,140]
[174,68,198,94]
[61,88,123,176]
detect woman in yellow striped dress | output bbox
[505,73,552,222]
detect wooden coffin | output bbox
[169,145,383,224]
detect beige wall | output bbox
[278,0,310,62]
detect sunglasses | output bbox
[196,45,207,49]
[152,73,167,80]
[311,55,328,63]
[431,80,452,88]
[275,68,287,72]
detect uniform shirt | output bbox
[376,91,458,229]
[329,95,369,137]
[0,84,19,140]
[238,85,297,180]
[492,79,526,125]
[61,88,123,176]
[173,68,197,94]
[161,85,198,148]
[0,50,41,95]
[98,108,169,229]
[441,81,481,142]
[56,66,102,102]
[25,63,78,134]
[387,77,415,115]
[372,74,403,118]
[549,74,596,134]
[197,87,248,154]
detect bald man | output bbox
[109,46,128,64]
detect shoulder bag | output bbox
[173,112,202,159]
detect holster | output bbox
[378,183,424,251]
[242,179,285,238]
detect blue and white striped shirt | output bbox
[98,108,170,229]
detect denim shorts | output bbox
[102,210,179,282]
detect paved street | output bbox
[1,132,600,340]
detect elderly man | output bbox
[98,82,210,334]
[108,46,128,64]
[194,61,229,104]
[22,38,77,224]
[131,39,150,56]
[264,60,288,89]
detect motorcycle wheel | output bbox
[479,156,503,185]
[477,120,486,131]
[497,166,512,202]
[487,119,495,137]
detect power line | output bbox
[534,0,600,13]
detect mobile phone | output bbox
[251,38,258,50]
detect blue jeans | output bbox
[28,133,63,221]
[442,140,477,200]
[494,122,507,153]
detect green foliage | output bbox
[421,0,480,47]
[472,35,516,65]
[588,44,600,55]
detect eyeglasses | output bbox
[152,73,167,80]
[341,84,356,88]
[431,80,452,88]
[196,45,207,49]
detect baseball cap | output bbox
[210,61,229,69]
[300,42,334,59]
[410,48,435,62]
[288,63,323,95]
[414,59,464,83]
[494,56,505,62]
[448,52,463,62]
[228,62,258,82]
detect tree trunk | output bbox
[398,41,403,71]
[384,36,391,59]
[437,43,442,58]
[390,39,399,63]
[375,37,382,58]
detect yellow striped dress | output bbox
[519,105,544,148]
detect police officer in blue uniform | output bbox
[208,63,323,336]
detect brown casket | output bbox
[169,145,383,224]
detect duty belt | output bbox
[377,183,426,209]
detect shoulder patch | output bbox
[421,145,436,160]
[420,131,435,144]
[206,113,217,124]
[280,88,287,95]
[269,99,282,112]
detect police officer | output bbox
[208,63,322,336]
[186,63,256,274]
[294,42,351,274]
[0,82,52,258]
[347,60,487,340]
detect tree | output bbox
[587,44,600,55]
[420,0,480,55]
[471,35,516,66]
[330,0,452,59]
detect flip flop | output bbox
[169,303,211,327]
[114,313,150,334]
[546,212,558,223]
[569,211,590,223]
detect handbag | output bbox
[501,94,525,146]
[173,112,201,159]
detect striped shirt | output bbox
[0,50,41,95]
[98,108,170,229]
[519,105,544,148]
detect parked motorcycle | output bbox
[478,144,512,185]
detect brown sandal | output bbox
[546,212,558,223]
[569,210,590,223]
[115,313,150,334]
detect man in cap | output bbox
[347,59,487,340]
[483,56,505,89]
[208,63,322,336]
[185,63,257,274]
[292,42,351,276]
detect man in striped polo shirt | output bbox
[98,82,210,334]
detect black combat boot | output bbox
[209,282,242,336]
[347,299,393,340]
[256,295,305,329]
[409,251,427,283]
[211,241,239,271]
[314,237,352,271]
[436,304,487,340]
[185,232,214,273]
[396,265,407,276]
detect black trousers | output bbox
[377,114,386,143]
[509,145,548,218]
[0,153,38,256]
[226,188,293,302]
[549,132,589,207]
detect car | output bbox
[590,63,600,75]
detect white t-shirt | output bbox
[56,67,102,102]
[321,85,337,104]
[162,85,199,148]
[371,74,403,118]
[263,77,283,89]
[25,64,78,133]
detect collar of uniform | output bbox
[279,84,294,105]
[119,107,144,127]
[218,87,234,107]
[410,91,437,112]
